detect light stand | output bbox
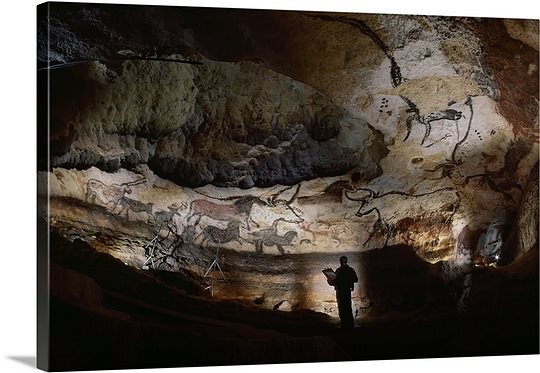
[142,219,177,270]
[142,235,160,269]
[203,241,225,297]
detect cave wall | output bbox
[47,57,386,187]
[38,3,539,316]
[500,163,539,264]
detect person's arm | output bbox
[352,268,359,283]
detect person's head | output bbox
[339,256,348,266]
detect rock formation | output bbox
[45,56,386,187]
[38,3,538,329]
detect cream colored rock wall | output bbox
[40,12,539,265]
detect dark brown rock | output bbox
[500,162,539,264]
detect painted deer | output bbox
[153,202,188,228]
[299,220,346,246]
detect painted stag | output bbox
[153,202,188,228]
[299,220,346,246]
[262,184,304,224]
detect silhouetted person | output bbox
[327,256,358,329]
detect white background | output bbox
[0,0,538,372]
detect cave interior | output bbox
[37,3,539,371]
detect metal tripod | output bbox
[142,235,160,269]
[141,221,175,270]
[203,242,225,297]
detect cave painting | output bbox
[248,218,298,254]
[178,184,305,254]
[187,185,303,230]
[85,176,189,226]
[58,11,524,262]
[120,176,458,256]
[153,202,188,228]
[82,174,308,255]
[309,14,403,88]
[329,13,519,208]
[298,220,346,247]
[154,215,302,262]
[400,95,470,147]
[187,196,266,230]
[197,220,246,247]
[84,177,146,209]
[115,196,154,221]
[395,95,520,201]
[344,186,457,248]
[425,160,522,200]
[151,225,198,271]
[401,95,464,145]
[334,13,524,223]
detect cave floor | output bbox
[50,290,538,371]
[44,222,539,371]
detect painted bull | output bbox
[343,186,456,247]
[84,177,146,210]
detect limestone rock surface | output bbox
[38,4,539,316]
[47,57,386,187]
